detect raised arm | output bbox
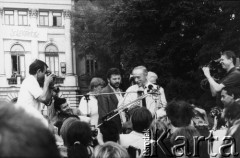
[202,67,225,96]
[37,74,55,104]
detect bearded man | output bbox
[98,68,123,133]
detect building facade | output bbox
[0,0,79,107]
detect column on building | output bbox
[49,11,53,27]
[29,9,38,61]
[64,10,73,75]
[0,8,5,76]
[63,10,77,86]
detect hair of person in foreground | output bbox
[166,100,195,127]
[61,119,92,158]
[0,101,60,158]
[131,107,153,133]
[93,141,129,158]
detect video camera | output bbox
[200,59,225,90]
[207,59,223,76]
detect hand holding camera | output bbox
[45,70,56,88]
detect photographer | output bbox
[202,50,240,97]
[17,59,55,126]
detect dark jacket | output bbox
[97,85,122,133]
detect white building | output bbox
[0,0,79,106]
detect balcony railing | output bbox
[55,77,65,84]
[7,76,64,85]
[7,77,24,85]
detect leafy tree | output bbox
[73,0,240,103]
[72,0,116,78]
[107,0,221,100]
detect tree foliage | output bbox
[73,0,240,101]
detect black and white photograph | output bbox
[1,0,240,158]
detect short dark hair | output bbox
[107,68,121,79]
[100,121,120,143]
[222,50,236,65]
[0,101,60,158]
[54,97,67,111]
[29,59,48,75]
[166,100,194,127]
[65,121,92,158]
[131,107,153,133]
[60,117,80,145]
[222,87,240,99]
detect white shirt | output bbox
[121,82,167,116]
[109,84,124,102]
[16,75,48,127]
[17,75,43,111]
[119,131,145,154]
[78,95,99,126]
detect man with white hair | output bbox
[120,66,167,122]
[147,71,158,84]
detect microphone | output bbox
[147,85,153,93]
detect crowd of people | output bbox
[1,50,240,158]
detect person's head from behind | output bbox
[107,68,121,89]
[29,59,48,86]
[54,97,71,114]
[65,121,92,158]
[220,50,236,70]
[147,71,158,84]
[131,107,153,133]
[90,77,105,94]
[60,117,79,145]
[93,142,129,158]
[0,101,60,158]
[132,66,148,87]
[100,121,119,143]
[221,87,240,107]
[166,100,194,128]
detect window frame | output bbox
[18,10,28,26]
[39,11,49,26]
[11,54,26,77]
[45,45,59,76]
[4,10,14,25]
[52,12,62,27]
[10,44,26,77]
[86,58,98,75]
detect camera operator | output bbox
[202,50,240,97]
[17,59,55,126]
